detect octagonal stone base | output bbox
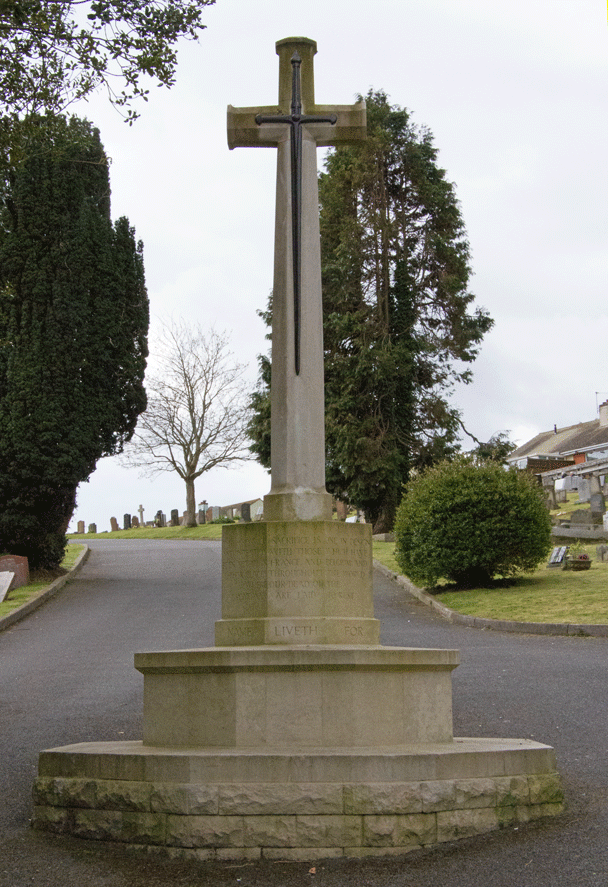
[134,646,459,748]
[32,739,564,860]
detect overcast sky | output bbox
[68,0,607,531]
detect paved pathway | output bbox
[0,540,607,887]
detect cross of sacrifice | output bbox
[227,38,366,522]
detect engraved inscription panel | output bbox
[266,522,373,618]
[220,521,374,622]
[221,524,269,618]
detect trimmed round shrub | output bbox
[394,457,552,587]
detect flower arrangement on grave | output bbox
[563,543,592,571]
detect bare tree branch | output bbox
[121,319,251,526]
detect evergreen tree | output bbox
[0,114,148,568]
[249,91,493,532]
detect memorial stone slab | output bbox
[77,520,85,534]
[590,492,605,517]
[110,516,119,532]
[87,523,97,534]
[570,509,593,525]
[578,478,591,503]
[547,546,568,567]
[595,544,608,563]
[131,516,139,528]
[170,509,179,527]
[123,513,131,530]
[0,571,15,602]
[0,554,29,589]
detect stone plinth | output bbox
[135,647,458,748]
[32,738,564,861]
[217,521,379,646]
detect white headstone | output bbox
[0,571,15,603]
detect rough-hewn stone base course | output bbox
[32,740,563,860]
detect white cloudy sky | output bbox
[68,0,607,531]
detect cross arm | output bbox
[228,99,367,150]
[227,104,287,149]
[306,100,367,147]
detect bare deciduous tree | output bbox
[123,321,251,526]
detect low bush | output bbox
[394,457,552,587]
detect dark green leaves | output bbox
[0,114,148,568]
[394,458,552,587]
[0,0,214,122]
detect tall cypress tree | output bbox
[0,115,148,568]
[249,91,493,532]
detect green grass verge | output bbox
[373,540,608,625]
[0,543,86,619]
[67,524,224,541]
[373,541,400,574]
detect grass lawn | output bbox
[68,524,225,542]
[373,540,608,625]
[0,543,86,619]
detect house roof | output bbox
[509,418,608,461]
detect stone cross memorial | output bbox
[228,37,365,524]
[32,38,563,861]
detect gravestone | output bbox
[595,544,608,562]
[578,478,591,503]
[87,523,97,534]
[123,514,131,530]
[155,510,166,528]
[547,545,568,567]
[138,504,145,525]
[32,37,563,859]
[570,509,593,526]
[590,492,605,521]
[170,509,179,527]
[110,516,119,532]
[542,478,557,509]
[241,502,251,522]
[211,506,220,521]
[131,516,140,529]
[197,509,205,525]
[0,554,29,589]
[335,500,348,521]
[77,520,85,534]
[0,572,15,603]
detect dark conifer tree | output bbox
[249,91,492,532]
[0,115,148,568]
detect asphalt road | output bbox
[0,539,607,887]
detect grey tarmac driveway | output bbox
[0,539,607,887]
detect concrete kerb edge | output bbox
[372,559,608,639]
[0,544,90,633]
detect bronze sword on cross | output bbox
[255,52,337,376]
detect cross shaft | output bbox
[255,52,337,375]
[227,38,366,520]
